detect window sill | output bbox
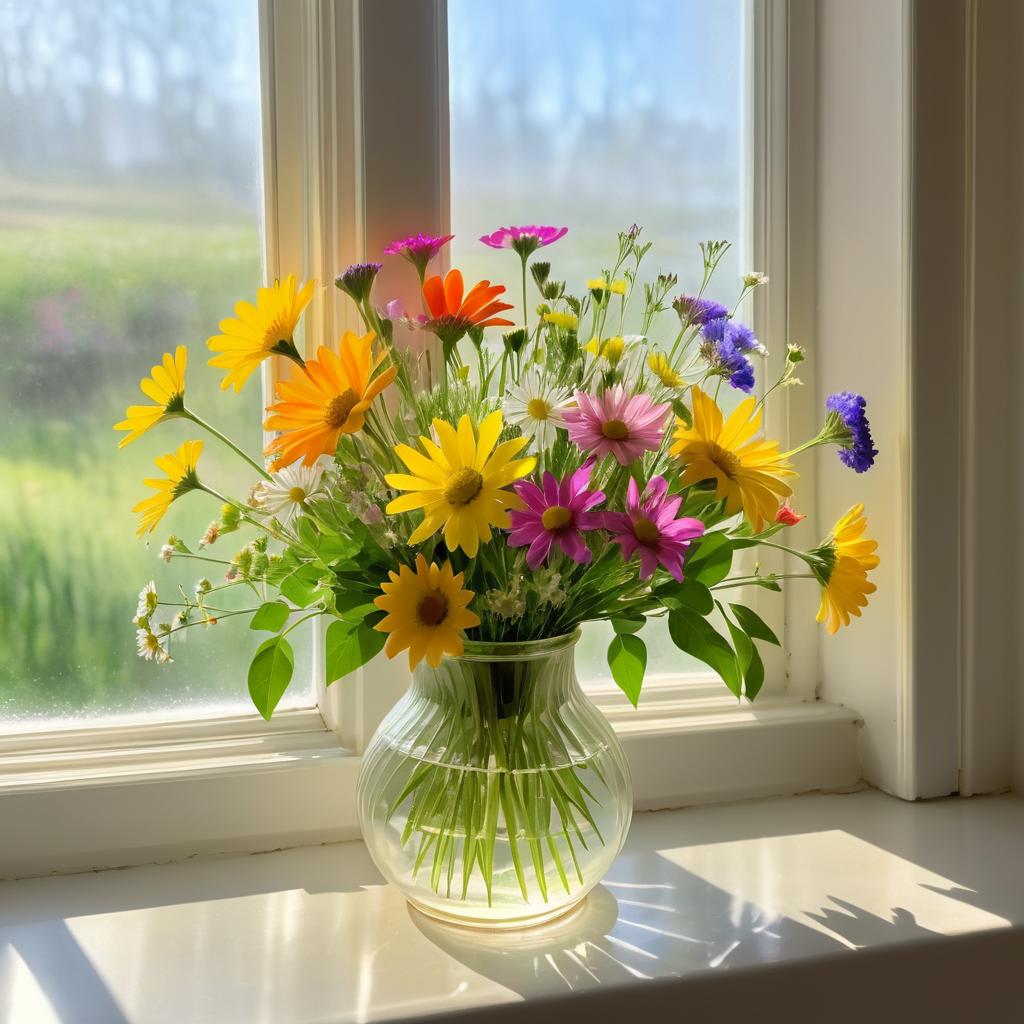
[2,790,1022,1022]
[0,697,861,880]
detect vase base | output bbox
[407,891,590,931]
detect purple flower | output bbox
[479,225,568,260]
[334,262,381,303]
[825,392,877,473]
[508,461,605,569]
[672,294,729,327]
[702,319,757,393]
[383,233,453,275]
[604,476,705,582]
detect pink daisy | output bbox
[479,225,568,259]
[508,461,605,569]
[605,476,705,581]
[563,386,670,466]
[382,232,454,275]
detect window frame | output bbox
[0,0,870,881]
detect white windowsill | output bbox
[0,697,861,880]
[2,790,1023,1023]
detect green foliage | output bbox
[729,603,780,646]
[667,606,741,697]
[607,633,647,707]
[247,636,295,720]
[250,602,290,633]
[325,620,386,686]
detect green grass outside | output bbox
[0,182,313,726]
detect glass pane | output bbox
[448,0,746,682]
[0,0,315,728]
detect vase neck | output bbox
[410,633,581,717]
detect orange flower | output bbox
[422,269,514,338]
[263,331,396,467]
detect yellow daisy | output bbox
[584,335,627,366]
[816,504,879,634]
[114,346,188,448]
[132,440,204,537]
[543,311,579,331]
[208,275,315,393]
[669,386,796,532]
[648,352,684,388]
[374,554,480,669]
[587,277,628,295]
[385,411,535,557]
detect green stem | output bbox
[184,408,270,480]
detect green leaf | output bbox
[607,634,647,707]
[247,636,295,720]
[745,643,765,700]
[723,611,754,677]
[660,578,713,615]
[249,601,291,633]
[610,614,645,635]
[667,607,741,697]
[729,603,781,645]
[325,620,386,685]
[685,533,734,587]
[720,602,768,701]
[279,563,324,608]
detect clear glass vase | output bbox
[356,630,633,929]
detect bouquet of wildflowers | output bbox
[118,225,879,717]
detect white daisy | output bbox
[135,581,158,622]
[503,368,573,451]
[254,462,326,525]
[136,627,172,664]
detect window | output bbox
[2,0,891,880]
[0,0,314,728]
[448,0,748,682]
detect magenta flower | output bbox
[563,385,670,466]
[508,461,605,569]
[479,225,568,259]
[605,476,705,582]
[383,233,454,275]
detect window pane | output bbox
[0,0,314,727]
[448,0,746,682]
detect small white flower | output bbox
[136,581,158,621]
[532,568,566,608]
[743,271,769,288]
[255,462,326,525]
[484,588,527,619]
[136,627,172,664]
[159,544,175,563]
[504,368,573,451]
[198,521,220,548]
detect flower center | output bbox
[288,486,307,503]
[541,505,573,531]
[324,388,360,429]
[261,314,293,352]
[416,592,449,627]
[633,517,661,544]
[527,398,551,421]
[709,443,742,479]
[443,467,484,505]
[601,418,630,440]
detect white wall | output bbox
[813,0,913,795]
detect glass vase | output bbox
[356,630,633,929]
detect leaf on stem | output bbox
[325,620,386,685]
[248,636,295,720]
[608,633,647,707]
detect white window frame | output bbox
[0,0,884,881]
